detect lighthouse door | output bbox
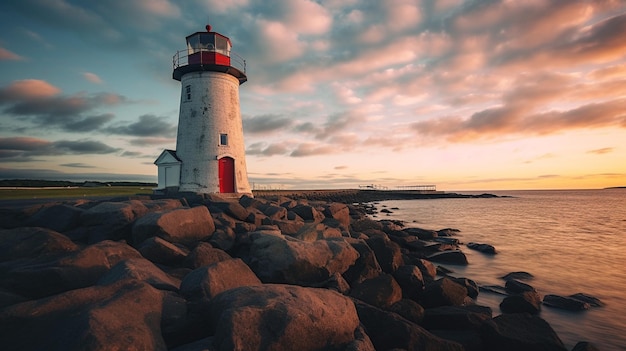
[218,157,235,193]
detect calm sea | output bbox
[374,189,626,351]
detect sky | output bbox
[0,0,625,191]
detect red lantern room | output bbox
[173,24,247,84]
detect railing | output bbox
[172,49,246,74]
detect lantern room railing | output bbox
[173,49,246,74]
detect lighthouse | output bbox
[155,25,252,197]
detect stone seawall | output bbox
[0,193,592,351]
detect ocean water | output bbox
[372,189,626,351]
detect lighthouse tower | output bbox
[155,24,251,196]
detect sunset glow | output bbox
[0,1,625,190]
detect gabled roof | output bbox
[154,149,181,165]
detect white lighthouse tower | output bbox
[155,24,252,196]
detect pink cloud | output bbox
[0,79,61,100]
[0,47,23,60]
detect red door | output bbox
[219,157,235,193]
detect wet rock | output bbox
[450,277,479,299]
[543,294,590,311]
[501,271,534,281]
[0,280,166,351]
[132,206,215,247]
[247,232,359,285]
[420,277,469,308]
[569,293,605,307]
[505,279,537,294]
[405,227,438,240]
[349,273,402,308]
[427,250,469,265]
[211,200,250,222]
[180,258,261,301]
[354,300,464,351]
[466,242,497,254]
[500,291,542,314]
[481,313,567,351]
[207,284,359,351]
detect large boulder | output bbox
[323,202,351,227]
[207,284,359,351]
[0,240,141,299]
[0,227,78,262]
[132,206,215,247]
[79,200,149,242]
[97,257,179,291]
[342,239,383,285]
[291,222,342,241]
[365,235,404,273]
[542,294,590,311]
[349,273,402,308]
[422,305,493,330]
[420,277,469,308]
[180,258,261,300]
[481,313,567,351]
[0,280,166,351]
[290,203,325,222]
[427,250,468,265]
[183,242,232,269]
[500,291,542,314]
[138,236,189,265]
[25,204,84,233]
[247,232,359,285]
[393,264,426,301]
[354,300,464,351]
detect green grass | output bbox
[0,186,153,200]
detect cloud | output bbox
[290,142,335,157]
[83,72,103,84]
[0,136,121,162]
[243,114,293,134]
[587,147,614,155]
[60,163,95,168]
[247,142,290,156]
[0,47,23,60]
[104,114,177,137]
[0,79,61,100]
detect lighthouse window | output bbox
[220,133,228,146]
[185,85,191,101]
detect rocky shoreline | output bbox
[0,191,600,351]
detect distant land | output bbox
[0,179,157,188]
[604,186,626,189]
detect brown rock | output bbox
[138,236,189,265]
[350,273,403,308]
[354,300,464,351]
[98,257,179,291]
[183,242,232,269]
[208,284,359,351]
[180,258,261,300]
[0,280,166,351]
[421,277,469,308]
[481,313,567,351]
[247,232,359,285]
[132,206,215,247]
[0,227,78,262]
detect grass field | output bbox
[0,186,154,200]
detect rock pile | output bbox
[0,193,597,350]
